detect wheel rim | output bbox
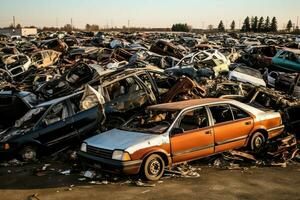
[23,149,36,161]
[254,136,263,148]
[148,158,161,176]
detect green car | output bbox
[272,49,300,72]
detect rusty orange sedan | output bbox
[78,98,284,180]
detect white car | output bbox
[2,54,31,79]
[242,38,261,46]
[229,66,266,87]
[176,50,230,67]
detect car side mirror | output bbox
[170,127,184,136]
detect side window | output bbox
[149,72,173,95]
[42,102,69,126]
[230,105,250,120]
[286,52,297,62]
[278,51,288,59]
[179,107,209,132]
[32,53,43,62]
[105,77,142,101]
[209,105,233,124]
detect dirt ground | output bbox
[0,160,299,200]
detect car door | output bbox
[170,106,214,163]
[36,101,78,149]
[104,76,152,113]
[208,104,253,153]
[69,99,103,140]
[285,52,300,71]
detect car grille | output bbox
[87,145,113,159]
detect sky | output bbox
[0,0,299,29]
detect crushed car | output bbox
[0,86,105,161]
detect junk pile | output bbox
[0,31,299,180]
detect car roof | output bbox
[147,98,231,111]
[35,91,83,108]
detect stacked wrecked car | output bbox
[0,31,299,180]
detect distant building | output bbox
[0,27,37,36]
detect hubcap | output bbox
[148,159,161,175]
[23,150,35,160]
[254,137,263,148]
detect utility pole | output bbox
[13,16,15,28]
[297,16,299,30]
[71,18,73,30]
[56,18,58,28]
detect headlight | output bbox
[112,150,131,161]
[0,143,10,150]
[80,143,87,152]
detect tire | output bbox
[20,146,37,162]
[142,154,165,181]
[249,132,266,153]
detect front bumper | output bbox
[77,151,142,175]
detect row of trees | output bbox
[216,17,297,33]
[240,16,278,32]
[171,23,192,32]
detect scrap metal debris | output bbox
[0,30,299,182]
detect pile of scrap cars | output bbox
[0,31,299,181]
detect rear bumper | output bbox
[77,151,142,175]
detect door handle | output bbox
[205,130,212,134]
[245,121,251,125]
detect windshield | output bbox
[15,107,47,129]
[234,66,262,78]
[121,109,179,134]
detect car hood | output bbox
[0,127,25,142]
[84,128,169,154]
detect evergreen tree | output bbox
[241,17,251,32]
[171,23,192,32]
[286,20,293,32]
[252,16,258,32]
[257,17,264,32]
[265,16,270,32]
[230,20,235,30]
[270,17,278,32]
[218,20,225,32]
[250,17,254,32]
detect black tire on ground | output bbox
[20,146,37,162]
[249,132,266,153]
[142,154,165,181]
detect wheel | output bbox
[142,154,165,181]
[20,146,37,162]
[249,132,266,153]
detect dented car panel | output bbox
[0,90,104,157]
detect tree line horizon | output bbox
[2,16,298,34]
